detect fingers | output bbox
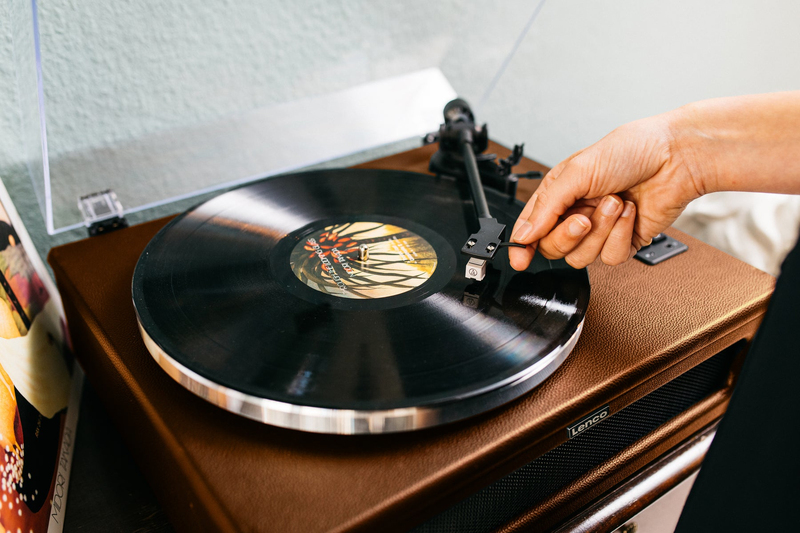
[600,201,637,265]
[562,204,597,220]
[509,194,538,270]
[510,193,537,244]
[511,198,639,270]
[537,214,592,260]
[631,227,654,251]
[511,157,593,248]
[563,195,624,268]
[507,114,682,271]
[508,241,536,271]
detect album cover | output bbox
[0,180,83,533]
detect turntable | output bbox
[48,126,773,532]
[130,99,589,435]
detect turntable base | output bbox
[48,142,774,532]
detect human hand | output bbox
[508,111,704,270]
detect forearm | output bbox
[669,91,800,195]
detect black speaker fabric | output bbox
[414,342,742,533]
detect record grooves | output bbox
[132,169,590,434]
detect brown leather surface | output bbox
[48,143,774,533]
[499,328,756,532]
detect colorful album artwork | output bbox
[290,221,438,299]
[0,184,80,533]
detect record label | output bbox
[289,221,437,299]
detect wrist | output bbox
[664,103,720,198]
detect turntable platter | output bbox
[132,169,589,434]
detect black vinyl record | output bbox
[132,169,589,434]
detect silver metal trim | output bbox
[138,319,583,435]
[554,421,718,533]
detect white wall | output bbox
[484,1,800,164]
[0,0,798,260]
[4,0,798,168]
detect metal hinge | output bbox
[78,190,129,237]
[634,233,688,265]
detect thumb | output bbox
[512,159,592,245]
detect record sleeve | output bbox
[0,179,83,533]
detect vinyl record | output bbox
[132,169,590,434]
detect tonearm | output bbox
[425,98,541,281]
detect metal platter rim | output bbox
[137,317,583,435]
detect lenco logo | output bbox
[566,405,610,439]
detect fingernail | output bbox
[569,218,589,236]
[512,221,533,242]
[601,196,621,216]
[622,201,635,218]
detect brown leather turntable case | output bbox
[48,143,774,533]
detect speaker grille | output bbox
[414,343,741,533]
